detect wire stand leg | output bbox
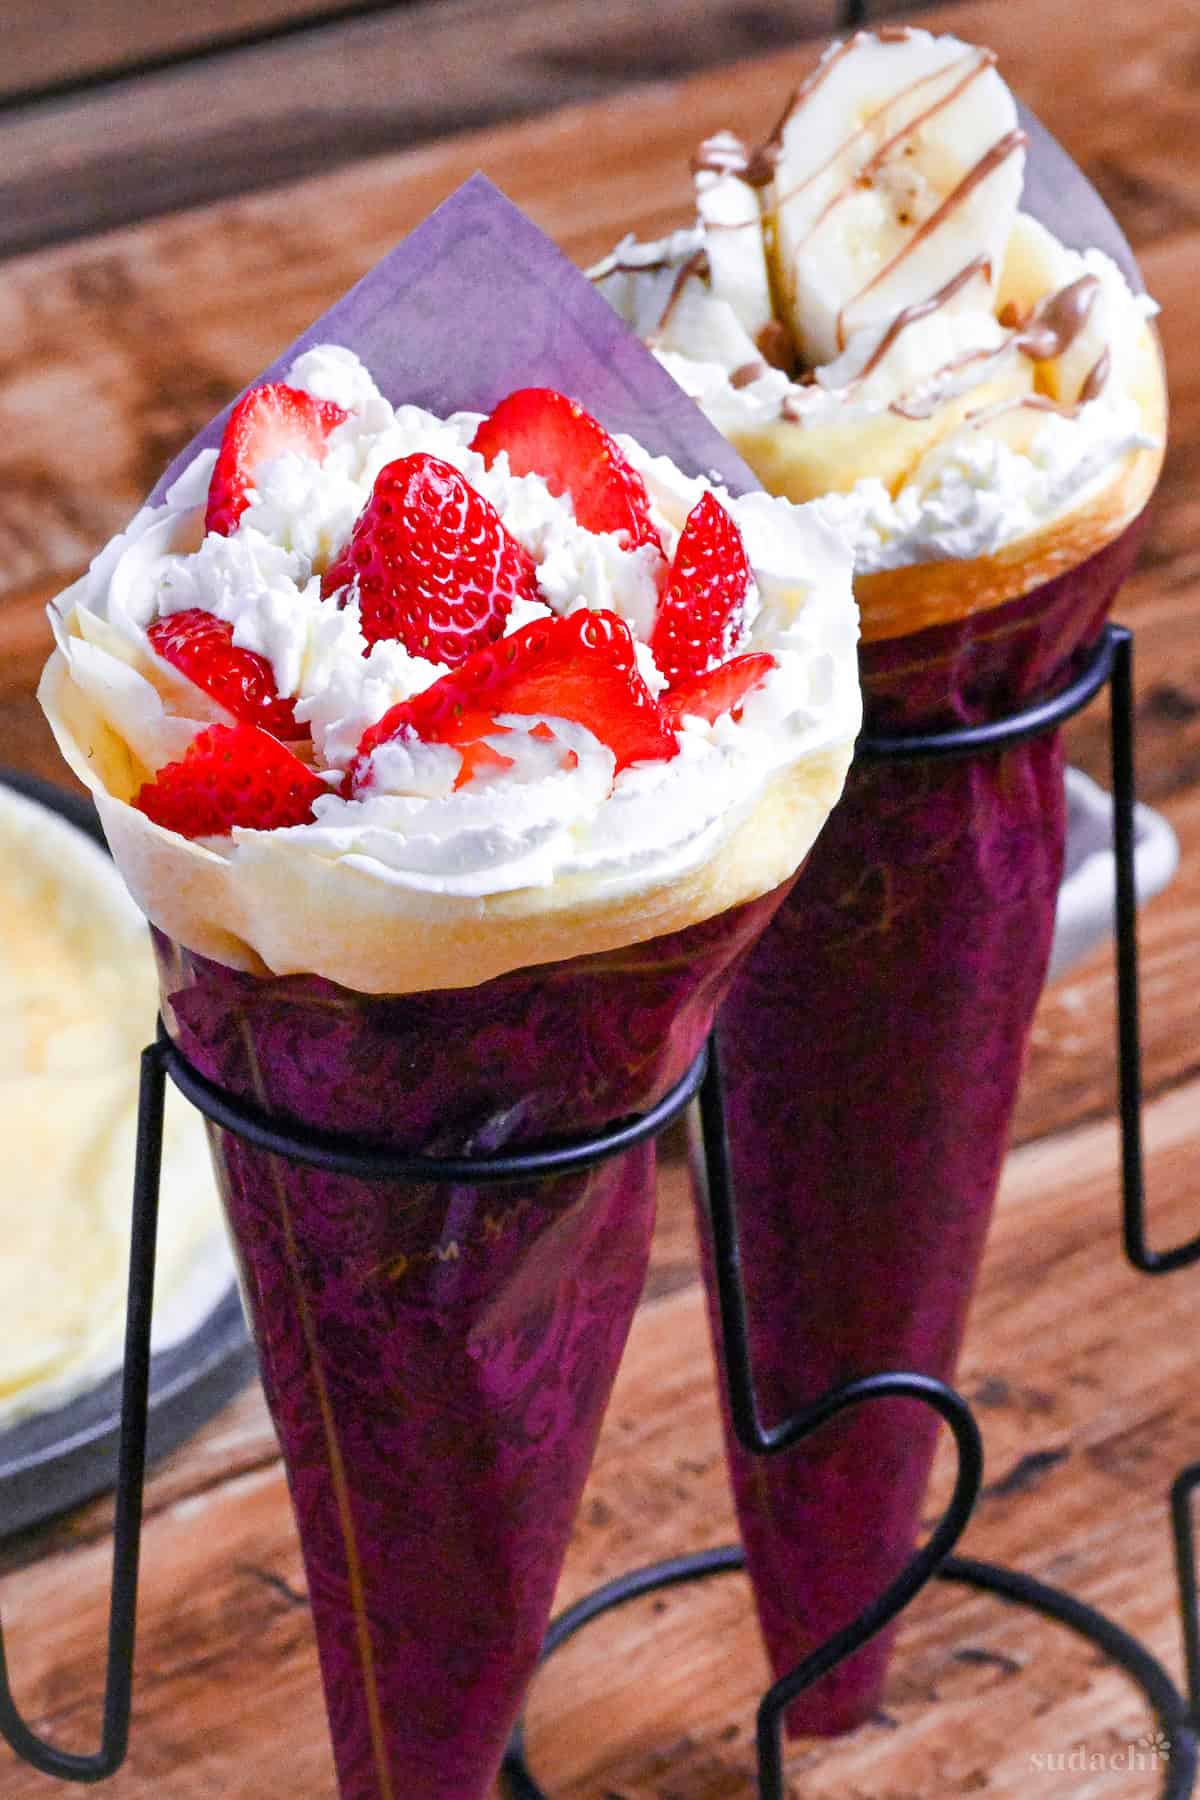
[0,1042,165,1781]
[1110,627,1200,1273]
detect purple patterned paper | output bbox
[150,175,757,507]
[701,513,1149,1735]
[154,888,789,1799]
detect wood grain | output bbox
[3,1087,1198,1796]
[0,0,1197,1794]
[0,2,386,106]
[0,0,842,259]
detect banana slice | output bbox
[811,257,1003,411]
[1000,214,1155,407]
[769,29,1025,366]
[650,256,764,372]
[693,132,777,347]
[588,228,706,342]
[997,212,1079,322]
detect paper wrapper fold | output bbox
[155,889,788,1798]
[700,508,1151,1736]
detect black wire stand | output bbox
[502,624,1200,1800]
[1,623,1198,1797]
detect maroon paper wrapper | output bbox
[117,176,783,1795]
[699,512,1149,1736]
[154,888,789,1798]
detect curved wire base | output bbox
[501,1549,1199,1800]
[0,1036,710,1782]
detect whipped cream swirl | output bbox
[50,346,860,904]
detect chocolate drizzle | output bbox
[1080,347,1112,403]
[665,30,1121,443]
[887,344,1008,420]
[650,249,711,340]
[744,140,783,189]
[730,360,769,388]
[756,319,796,375]
[886,344,993,419]
[888,277,1112,423]
[966,341,1114,429]
[837,129,1026,350]
[857,51,996,188]
[858,255,992,381]
[1016,274,1101,362]
[773,47,992,231]
[743,86,801,190]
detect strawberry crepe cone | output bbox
[38,181,860,1796]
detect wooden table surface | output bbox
[2,0,1199,1793]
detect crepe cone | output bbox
[604,73,1173,1735]
[700,502,1156,1735]
[152,891,788,1797]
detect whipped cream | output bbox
[590,27,1162,571]
[809,385,1155,573]
[50,347,860,905]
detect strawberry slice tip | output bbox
[651,492,753,687]
[321,453,540,663]
[147,609,308,740]
[663,652,776,727]
[350,608,678,794]
[134,723,326,838]
[470,388,663,552]
[205,383,349,538]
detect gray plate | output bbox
[0,769,255,1540]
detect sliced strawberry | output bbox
[205,383,349,537]
[454,738,516,790]
[134,723,325,838]
[350,609,678,793]
[663,653,776,727]
[321,454,540,662]
[470,388,662,551]
[147,609,308,740]
[651,493,753,687]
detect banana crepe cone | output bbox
[596,30,1166,1734]
[39,180,859,1796]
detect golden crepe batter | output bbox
[1,784,228,1426]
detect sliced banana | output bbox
[997,213,1079,322]
[693,132,776,346]
[1000,215,1157,408]
[809,258,1004,412]
[768,29,1025,366]
[650,260,764,372]
[588,228,705,342]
